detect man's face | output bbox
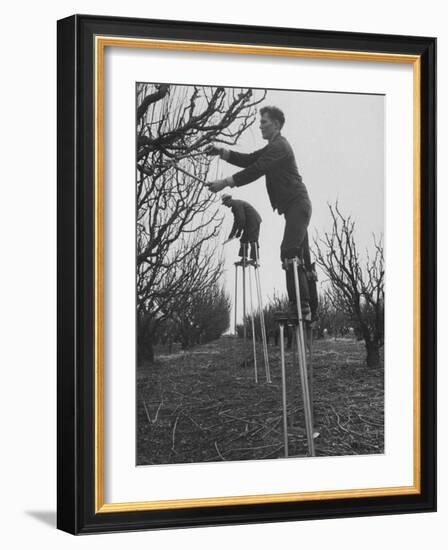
[260,113,280,140]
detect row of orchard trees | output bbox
[144,283,231,356]
[136,83,266,362]
[237,204,384,368]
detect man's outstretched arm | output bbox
[206,140,290,193]
[228,220,239,239]
[232,139,289,187]
[232,202,246,230]
[206,145,263,168]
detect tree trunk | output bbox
[137,314,155,363]
[365,340,380,368]
[138,334,155,363]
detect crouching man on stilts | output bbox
[206,105,312,319]
[221,194,262,263]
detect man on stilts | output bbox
[206,105,312,319]
[206,105,317,456]
[221,193,271,382]
[221,194,262,263]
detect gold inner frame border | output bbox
[94,36,421,513]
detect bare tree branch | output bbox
[136,83,266,361]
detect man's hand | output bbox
[205,145,222,156]
[207,176,234,193]
[207,178,228,193]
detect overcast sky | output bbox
[211,88,385,327]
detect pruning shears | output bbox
[165,159,209,187]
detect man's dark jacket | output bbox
[227,134,310,215]
[228,199,261,241]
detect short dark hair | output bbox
[260,106,285,128]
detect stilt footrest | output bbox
[274,311,299,325]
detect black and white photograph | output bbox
[0,0,440,542]
[136,82,385,465]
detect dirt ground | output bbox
[137,335,384,465]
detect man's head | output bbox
[259,106,285,141]
[222,193,232,207]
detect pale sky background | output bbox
[211,88,385,328]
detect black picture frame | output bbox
[57,14,436,534]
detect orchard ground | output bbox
[137,335,384,465]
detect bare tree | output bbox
[314,203,384,367]
[175,283,231,349]
[136,83,266,362]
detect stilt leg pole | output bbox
[242,254,247,346]
[279,322,289,457]
[254,248,271,383]
[248,265,258,384]
[308,323,314,420]
[291,258,315,457]
[234,263,238,335]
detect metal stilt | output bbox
[291,258,315,456]
[232,245,270,383]
[242,251,247,346]
[279,322,289,457]
[254,248,271,383]
[308,323,314,420]
[234,263,238,335]
[248,265,258,384]
[274,257,317,457]
[233,258,250,367]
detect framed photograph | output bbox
[57,14,436,534]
